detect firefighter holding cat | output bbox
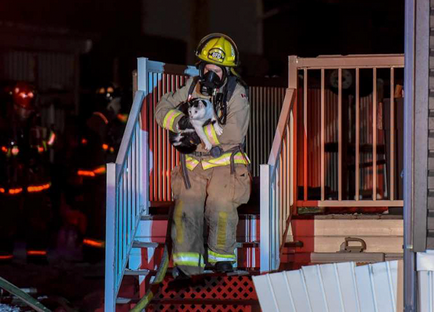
[155,33,251,279]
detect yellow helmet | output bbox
[195,33,240,67]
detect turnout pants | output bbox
[171,163,251,275]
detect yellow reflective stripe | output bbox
[207,152,249,164]
[201,152,249,170]
[163,110,182,131]
[173,252,205,267]
[217,212,227,249]
[185,156,199,171]
[204,124,220,146]
[208,250,236,264]
[174,201,184,244]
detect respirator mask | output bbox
[198,63,226,96]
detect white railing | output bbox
[259,54,405,273]
[260,88,296,272]
[105,91,147,311]
[291,55,405,206]
[105,58,198,310]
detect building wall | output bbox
[141,0,262,65]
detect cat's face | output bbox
[188,99,208,120]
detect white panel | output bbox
[417,250,434,271]
[268,272,296,312]
[388,261,399,307]
[336,262,361,312]
[319,264,345,312]
[418,271,434,312]
[253,261,400,312]
[354,265,377,312]
[371,262,395,312]
[302,265,328,312]
[285,270,313,312]
[252,275,279,312]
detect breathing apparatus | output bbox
[195,33,241,125]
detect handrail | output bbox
[293,54,404,69]
[260,88,296,272]
[105,90,146,311]
[115,91,146,181]
[268,88,296,170]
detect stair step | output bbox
[116,297,134,304]
[124,269,151,276]
[141,213,259,221]
[132,240,260,248]
[149,201,260,215]
[119,298,259,305]
[132,241,160,248]
[132,240,302,249]
[285,241,304,248]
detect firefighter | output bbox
[74,83,125,262]
[0,82,54,264]
[155,33,251,278]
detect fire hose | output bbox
[129,205,174,312]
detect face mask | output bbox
[199,70,223,96]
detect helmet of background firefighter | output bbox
[7,81,37,120]
[94,82,122,118]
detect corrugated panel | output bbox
[0,50,75,91]
[253,260,403,312]
[247,86,285,177]
[418,270,434,312]
[38,52,75,91]
[0,50,36,82]
[146,71,186,202]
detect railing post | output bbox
[288,56,298,89]
[260,164,271,273]
[137,57,148,92]
[105,163,117,312]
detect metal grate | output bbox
[148,275,258,312]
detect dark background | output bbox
[0,0,405,310]
[0,0,404,88]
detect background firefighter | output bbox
[70,82,126,262]
[0,82,54,264]
[155,33,251,278]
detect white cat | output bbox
[188,98,223,151]
[170,98,223,153]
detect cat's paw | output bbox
[214,124,223,135]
